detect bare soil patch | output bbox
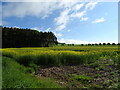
[35,59,119,88]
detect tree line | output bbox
[2,27,58,48]
[59,43,120,46]
[80,43,119,46]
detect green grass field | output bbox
[1,45,120,88]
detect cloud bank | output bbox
[2,1,99,38]
[58,38,118,44]
[92,17,105,23]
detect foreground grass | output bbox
[1,45,119,88]
[2,57,65,88]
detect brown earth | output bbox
[35,59,120,88]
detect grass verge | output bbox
[2,56,65,88]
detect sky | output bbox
[1,0,118,44]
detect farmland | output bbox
[1,45,120,88]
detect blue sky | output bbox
[2,1,118,44]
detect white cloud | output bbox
[2,1,77,18]
[2,1,99,33]
[45,28,51,32]
[2,1,98,19]
[54,33,63,37]
[54,2,98,31]
[56,24,66,31]
[92,17,105,23]
[58,1,77,9]
[58,38,117,44]
[67,29,71,32]
[85,2,98,10]
[0,4,2,25]
[80,17,89,21]
[2,2,59,18]
[2,0,119,2]
[13,26,20,28]
[54,9,70,31]
[54,2,85,31]
[54,3,86,31]
[58,38,90,44]
[31,27,51,32]
[54,9,70,26]
[31,27,41,31]
[72,3,84,11]
[70,11,86,18]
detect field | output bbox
[1,45,120,88]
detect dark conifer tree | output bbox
[2,27,58,48]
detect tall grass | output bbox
[48,45,118,51]
[2,56,64,88]
[2,47,119,67]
